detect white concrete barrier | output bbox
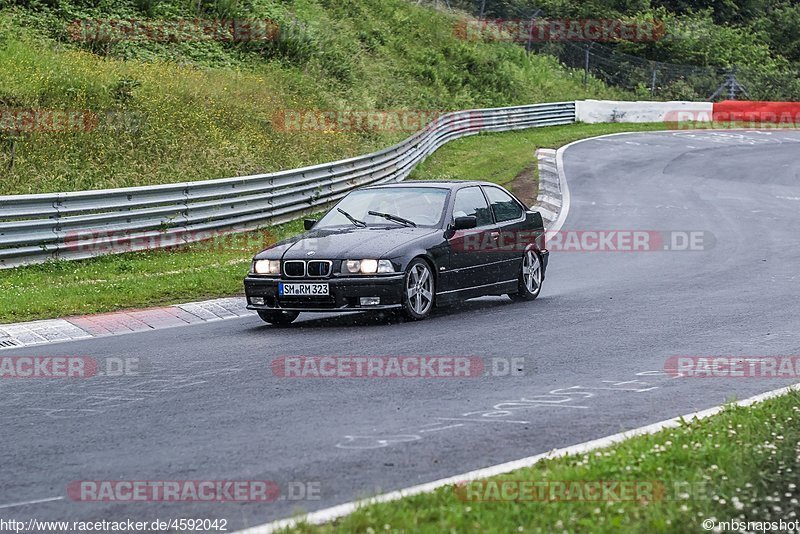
[576,100,714,124]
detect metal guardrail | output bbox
[0,102,576,268]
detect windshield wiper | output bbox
[368,210,417,227]
[338,208,367,227]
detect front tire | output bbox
[402,259,435,321]
[257,310,300,326]
[510,249,543,301]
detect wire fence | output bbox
[420,0,800,101]
[535,41,800,101]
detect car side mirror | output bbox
[453,216,477,230]
[527,210,544,229]
[303,219,317,231]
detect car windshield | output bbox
[315,187,449,229]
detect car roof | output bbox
[364,180,501,191]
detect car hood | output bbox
[254,226,440,260]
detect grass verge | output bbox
[409,122,669,186]
[288,389,800,533]
[1,122,669,324]
[0,218,305,323]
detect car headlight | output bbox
[343,259,395,274]
[376,260,395,273]
[360,259,379,273]
[344,260,361,273]
[253,259,281,275]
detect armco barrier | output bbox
[576,99,713,124]
[0,102,576,268]
[576,99,800,126]
[712,100,800,123]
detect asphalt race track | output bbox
[3,130,800,530]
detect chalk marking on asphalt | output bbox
[332,378,651,452]
[419,424,464,433]
[235,381,800,534]
[0,496,64,509]
[434,417,532,423]
[574,385,659,393]
[335,435,422,449]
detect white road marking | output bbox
[548,141,571,235]
[0,496,64,509]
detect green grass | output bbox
[0,121,667,323]
[410,122,670,186]
[0,218,305,322]
[286,390,800,533]
[0,0,626,195]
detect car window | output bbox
[453,186,493,227]
[316,187,449,228]
[483,186,523,223]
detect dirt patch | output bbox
[507,161,538,206]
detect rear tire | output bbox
[257,310,300,326]
[402,259,435,321]
[510,249,543,301]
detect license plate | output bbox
[279,283,330,296]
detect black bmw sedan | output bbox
[243,181,549,325]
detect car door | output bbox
[481,185,528,282]
[444,186,500,291]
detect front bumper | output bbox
[243,274,405,312]
[541,249,549,278]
